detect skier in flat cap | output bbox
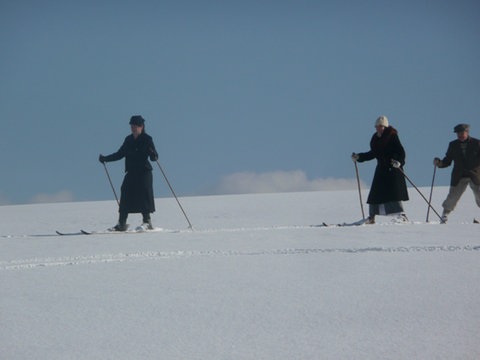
[434,124,480,223]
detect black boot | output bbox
[365,216,375,224]
[142,213,153,230]
[112,223,128,231]
[112,212,128,231]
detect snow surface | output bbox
[1,187,479,359]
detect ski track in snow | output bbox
[0,220,469,239]
[2,245,480,271]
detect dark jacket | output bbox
[104,133,158,173]
[438,136,480,186]
[104,133,158,214]
[358,127,409,204]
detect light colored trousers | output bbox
[442,177,480,213]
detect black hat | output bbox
[453,123,469,133]
[129,115,145,126]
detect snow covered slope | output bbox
[1,187,479,359]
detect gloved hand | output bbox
[351,153,359,162]
[149,148,158,161]
[391,159,401,168]
[99,154,106,163]
[433,157,441,166]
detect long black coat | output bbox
[358,127,409,204]
[104,133,158,214]
[438,136,480,186]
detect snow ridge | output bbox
[2,244,479,271]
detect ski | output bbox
[55,227,181,236]
[80,227,180,235]
[56,230,84,236]
[309,223,332,228]
[337,221,366,227]
[315,220,367,227]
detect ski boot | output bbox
[110,223,128,232]
[364,216,375,225]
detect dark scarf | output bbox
[371,126,398,154]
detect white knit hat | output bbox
[375,115,389,128]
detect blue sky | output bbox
[1,0,479,205]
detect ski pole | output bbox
[154,159,193,230]
[354,160,365,219]
[426,164,437,222]
[396,167,442,221]
[102,162,120,207]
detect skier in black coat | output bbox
[99,115,158,231]
[352,116,409,224]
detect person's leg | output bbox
[441,178,469,222]
[366,204,378,224]
[469,180,480,208]
[113,174,130,231]
[113,211,128,231]
[384,201,404,215]
[384,201,408,223]
[142,213,153,230]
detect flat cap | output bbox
[453,123,469,133]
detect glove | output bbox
[351,153,359,162]
[99,154,106,163]
[391,159,401,168]
[433,157,441,166]
[149,147,158,161]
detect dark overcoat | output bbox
[358,127,409,204]
[438,136,480,186]
[104,133,158,214]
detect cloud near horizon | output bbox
[30,190,75,204]
[214,170,367,195]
